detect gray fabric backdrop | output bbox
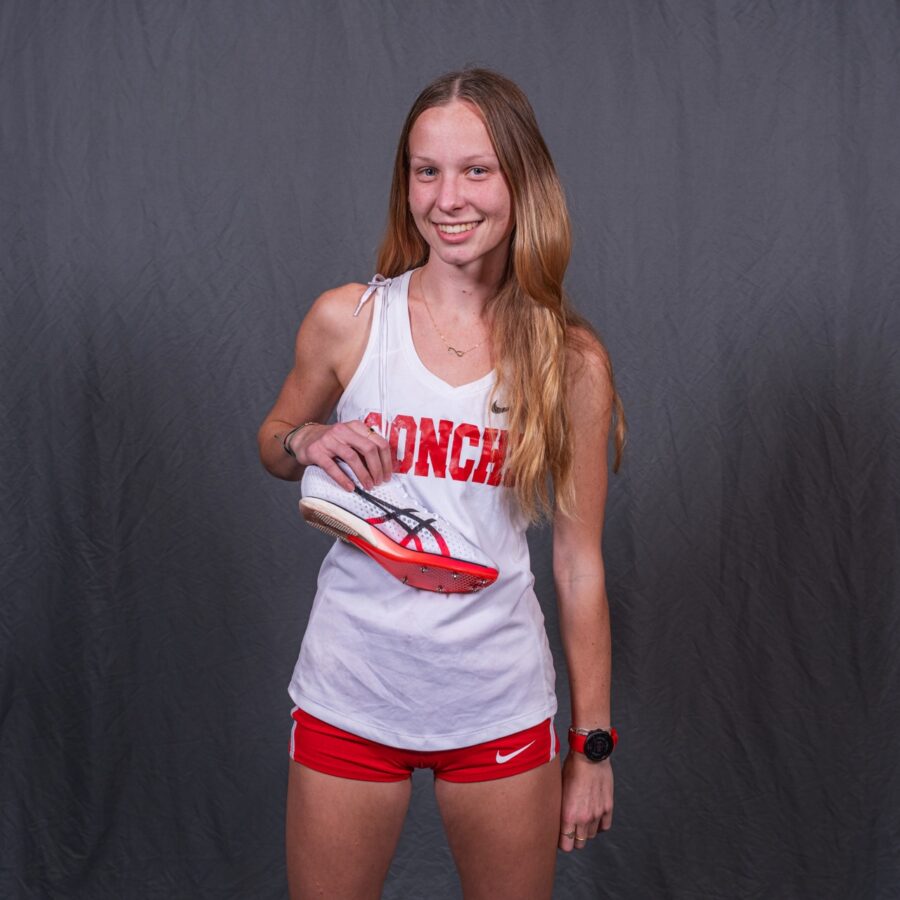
[2,1,898,897]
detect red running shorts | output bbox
[289,706,560,783]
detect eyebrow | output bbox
[409,154,497,165]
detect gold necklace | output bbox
[419,279,489,358]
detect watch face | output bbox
[584,730,614,761]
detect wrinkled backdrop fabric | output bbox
[1,1,898,898]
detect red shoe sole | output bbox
[300,497,498,594]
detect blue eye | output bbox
[469,166,488,176]
[419,166,437,178]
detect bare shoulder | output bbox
[295,281,375,389]
[300,281,370,342]
[565,324,613,411]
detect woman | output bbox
[258,68,625,899]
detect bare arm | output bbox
[553,331,615,850]
[257,283,392,489]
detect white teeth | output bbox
[436,222,480,234]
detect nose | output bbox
[436,174,464,212]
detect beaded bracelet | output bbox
[282,422,319,458]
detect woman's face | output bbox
[407,100,514,274]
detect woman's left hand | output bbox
[558,752,614,851]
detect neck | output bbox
[417,255,506,314]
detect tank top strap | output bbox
[348,269,414,439]
[382,269,415,337]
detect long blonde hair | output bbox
[377,68,626,522]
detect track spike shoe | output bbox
[299,462,499,594]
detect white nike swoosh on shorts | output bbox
[495,740,536,764]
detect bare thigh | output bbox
[285,761,412,900]
[434,756,561,900]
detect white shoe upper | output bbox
[300,463,497,568]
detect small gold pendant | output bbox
[448,347,465,357]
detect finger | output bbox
[351,422,392,484]
[336,448,375,490]
[321,433,382,490]
[373,430,393,481]
[336,423,385,485]
[319,459,356,492]
[357,435,390,485]
[303,438,360,490]
[310,426,387,489]
[558,823,577,853]
[322,421,387,474]
[600,805,613,832]
[370,431,394,484]
[573,831,588,850]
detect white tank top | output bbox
[287,269,557,750]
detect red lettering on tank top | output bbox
[358,412,507,486]
[448,423,481,481]
[414,418,454,477]
[472,427,508,486]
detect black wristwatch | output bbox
[568,726,618,762]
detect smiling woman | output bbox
[257,67,626,899]
[407,101,514,275]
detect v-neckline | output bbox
[397,269,496,396]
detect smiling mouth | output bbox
[435,221,482,234]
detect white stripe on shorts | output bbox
[289,705,299,759]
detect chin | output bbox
[431,241,505,270]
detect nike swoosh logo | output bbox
[495,740,536,764]
[491,401,509,414]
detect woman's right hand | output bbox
[290,420,393,492]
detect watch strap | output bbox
[568,726,618,759]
